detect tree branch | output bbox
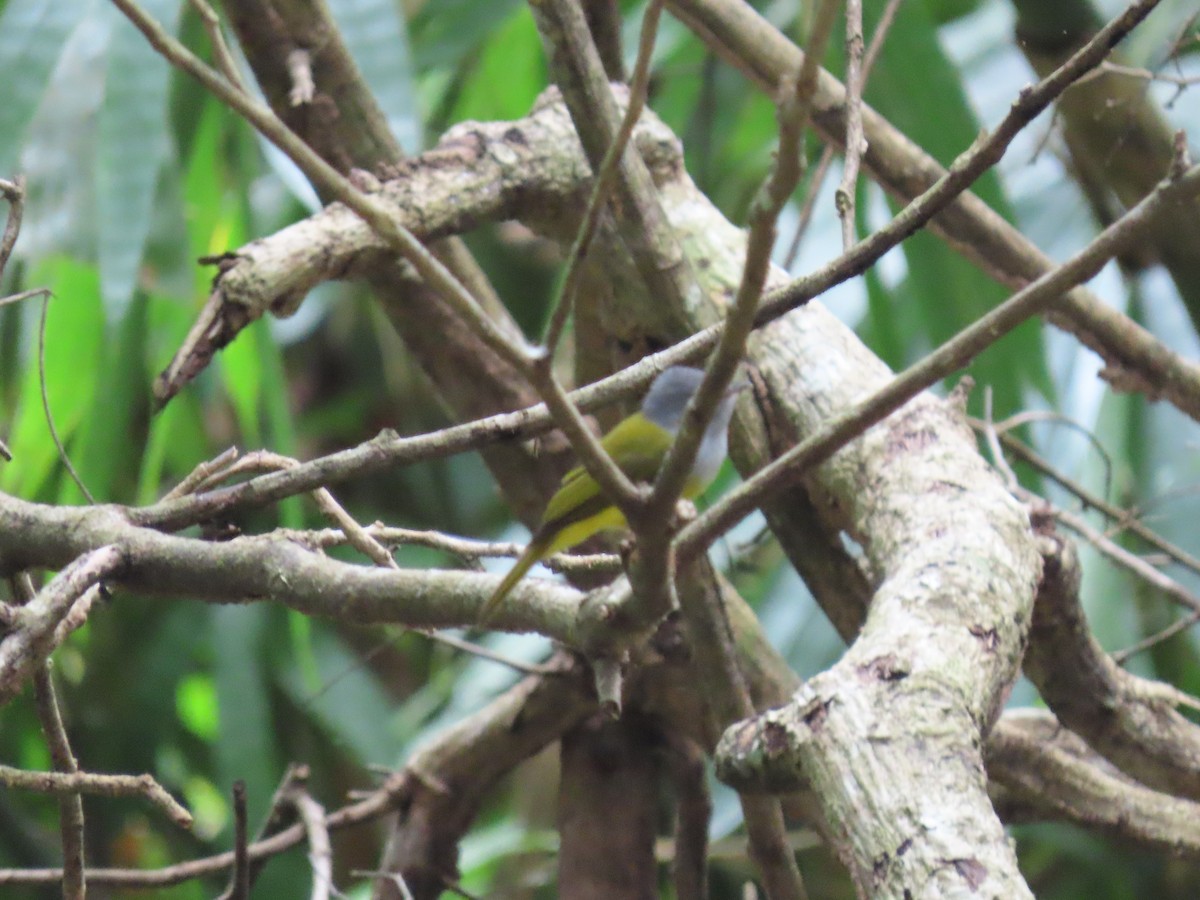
[1024,524,1200,801]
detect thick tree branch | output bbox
[714,384,1043,896]
[989,710,1200,858]
[1024,524,1200,801]
[0,494,608,641]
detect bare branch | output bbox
[1046,495,1200,616]
[289,787,333,900]
[229,780,250,900]
[990,710,1200,857]
[32,666,85,900]
[278,525,620,576]
[665,736,711,900]
[0,495,613,647]
[1023,526,1200,801]
[0,547,124,705]
[646,0,838,522]
[835,0,866,250]
[187,0,244,89]
[0,763,192,828]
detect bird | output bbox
[480,365,746,623]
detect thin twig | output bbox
[0,764,192,827]
[230,780,250,900]
[981,386,1018,488]
[542,0,666,354]
[781,0,901,268]
[38,294,95,503]
[861,0,904,76]
[974,427,1200,580]
[413,630,561,675]
[186,0,243,89]
[32,667,85,900]
[206,450,399,568]
[672,0,1200,426]
[217,765,308,899]
[176,452,563,671]
[0,768,413,888]
[836,0,866,250]
[988,408,1115,501]
[644,8,841,898]
[979,426,1200,580]
[1042,497,1200,616]
[288,787,332,900]
[115,0,525,365]
[781,144,835,268]
[1089,60,1200,88]
[526,359,644,513]
[676,560,807,900]
[161,446,241,499]
[1113,608,1200,663]
[136,337,695,535]
[647,0,840,521]
[0,288,51,309]
[277,524,620,574]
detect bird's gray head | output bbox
[641,366,704,432]
[641,366,748,431]
[641,365,747,483]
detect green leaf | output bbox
[1,257,105,498]
[213,604,279,828]
[61,291,149,504]
[329,0,422,153]
[136,289,214,503]
[277,627,399,765]
[95,0,182,322]
[449,6,545,124]
[182,95,249,274]
[0,0,85,172]
[411,0,522,71]
[177,672,219,741]
[859,180,909,370]
[220,318,265,446]
[256,321,304,527]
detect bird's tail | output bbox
[479,534,552,625]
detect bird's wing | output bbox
[538,413,674,535]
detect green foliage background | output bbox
[0,0,1198,896]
